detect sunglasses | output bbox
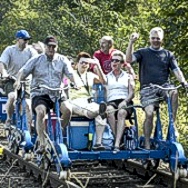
[151,37,161,40]
[23,39,30,41]
[80,61,89,65]
[47,45,57,48]
[111,59,121,63]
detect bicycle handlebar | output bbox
[31,84,69,91]
[0,75,29,83]
[0,75,16,81]
[150,84,181,91]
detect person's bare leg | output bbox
[87,110,98,118]
[143,105,155,149]
[170,90,179,137]
[26,106,32,132]
[25,99,32,132]
[114,109,127,148]
[69,102,98,119]
[170,90,178,121]
[35,105,47,146]
[107,105,116,136]
[6,92,15,126]
[95,115,106,145]
[75,104,105,146]
[60,101,72,128]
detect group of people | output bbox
[0,27,187,153]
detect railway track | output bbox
[0,127,188,188]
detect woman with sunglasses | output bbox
[61,51,135,152]
[61,52,109,150]
[96,50,135,152]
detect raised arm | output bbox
[126,33,139,63]
[89,58,107,84]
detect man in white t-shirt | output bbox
[0,29,38,128]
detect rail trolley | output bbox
[0,79,187,181]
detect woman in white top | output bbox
[94,50,135,152]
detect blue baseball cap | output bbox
[15,30,32,39]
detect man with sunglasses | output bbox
[0,29,38,128]
[126,27,187,149]
[14,35,76,154]
[92,36,135,77]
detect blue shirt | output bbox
[20,53,74,101]
[133,47,178,88]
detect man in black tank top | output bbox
[126,27,187,149]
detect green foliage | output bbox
[0,0,187,154]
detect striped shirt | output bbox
[20,53,74,101]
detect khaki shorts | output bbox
[70,98,99,117]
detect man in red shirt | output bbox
[92,36,116,74]
[92,36,136,78]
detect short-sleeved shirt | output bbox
[133,47,179,88]
[92,49,116,74]
[106,70,129,102]
[20,53,74,101]
[69,70,98,100]
[0,45,38,77]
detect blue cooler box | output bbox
[68,117,95,150]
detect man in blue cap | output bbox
[0,29,38,128]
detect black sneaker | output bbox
[92,144,105,151]
[99,101,107,119]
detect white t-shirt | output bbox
[0,45,38,77]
